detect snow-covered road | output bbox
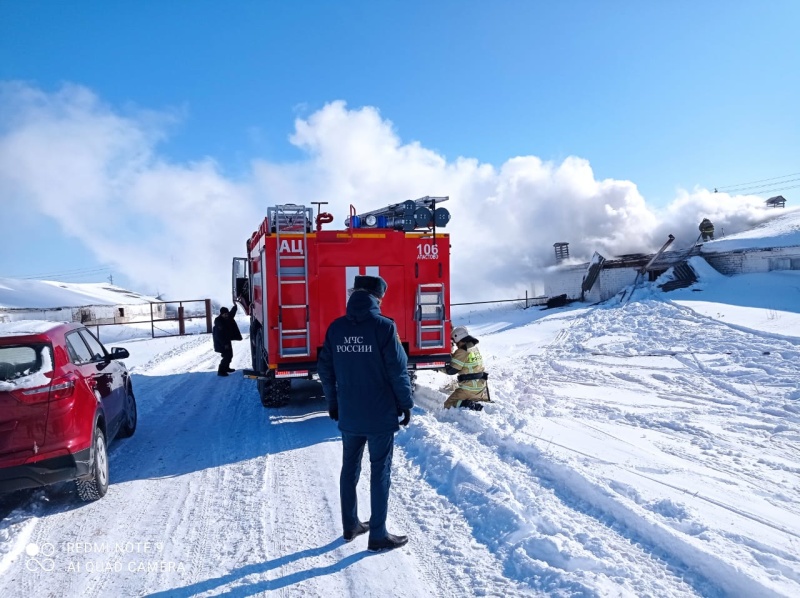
[1,288,799,597]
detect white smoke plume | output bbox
[0,82,787,303]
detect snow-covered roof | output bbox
[700,208,800,253]
[0,319,63,337]
[0,278,160,309]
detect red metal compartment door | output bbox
[316,265,406,343]
[377,266,407,340]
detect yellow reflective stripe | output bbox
[451,357,467,368]
[335,233,386,239]
[457,382,485,391]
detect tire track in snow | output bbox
[133,348,280,596]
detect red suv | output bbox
[0,320,136,501]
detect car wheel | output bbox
[118,385,137,438]
[76,426,109,501]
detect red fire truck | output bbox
[233,197,453,407]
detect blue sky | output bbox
[1,1,798,301]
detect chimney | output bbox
[553,242,570,263]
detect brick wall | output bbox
[593,268,639,301]
[704,246,800,275]
[543,266,585,300]
[544,265,639,301]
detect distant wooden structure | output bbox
[553,242,570,263]
[765,195,786,208]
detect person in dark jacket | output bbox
[212,304,242,376]
[317,275,413,553]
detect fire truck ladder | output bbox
[270,204,313,358]
[416,283,447,349]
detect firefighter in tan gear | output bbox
[443,326,490,411]
[699,218,715,242]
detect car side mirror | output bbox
[109,347,130,360]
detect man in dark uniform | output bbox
[317,275,413,552]
[212,305,242,376]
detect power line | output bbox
[718,178,800,195]
[736,177,800,191]
[37,266,111,276]
[3,266,113,281]
[715,171,800,193]
[36,272,112,283]
[757,183,800,195]
[24,272,111,282]
[716,182,800,197]
[49,275,112,284]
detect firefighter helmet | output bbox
[452,326,477,345]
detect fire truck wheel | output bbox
[253,328,271,404]
[259,379,272,407]
[262,379,290,408]
[250,325,261,371]
[258,379,269,406]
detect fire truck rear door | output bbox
[317,266,406,340]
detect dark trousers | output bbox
[340,431,394,540]
[218,346,233,374]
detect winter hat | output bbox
[219,307,229,315]
[354,275,388,299]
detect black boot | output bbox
[367,533,408,552]
[343,521,369,542]
[460,400,484,411]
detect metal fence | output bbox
[2,290,547,344]
[93,299,214,339]
[452,290,548,309]
[0,299,213,341]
